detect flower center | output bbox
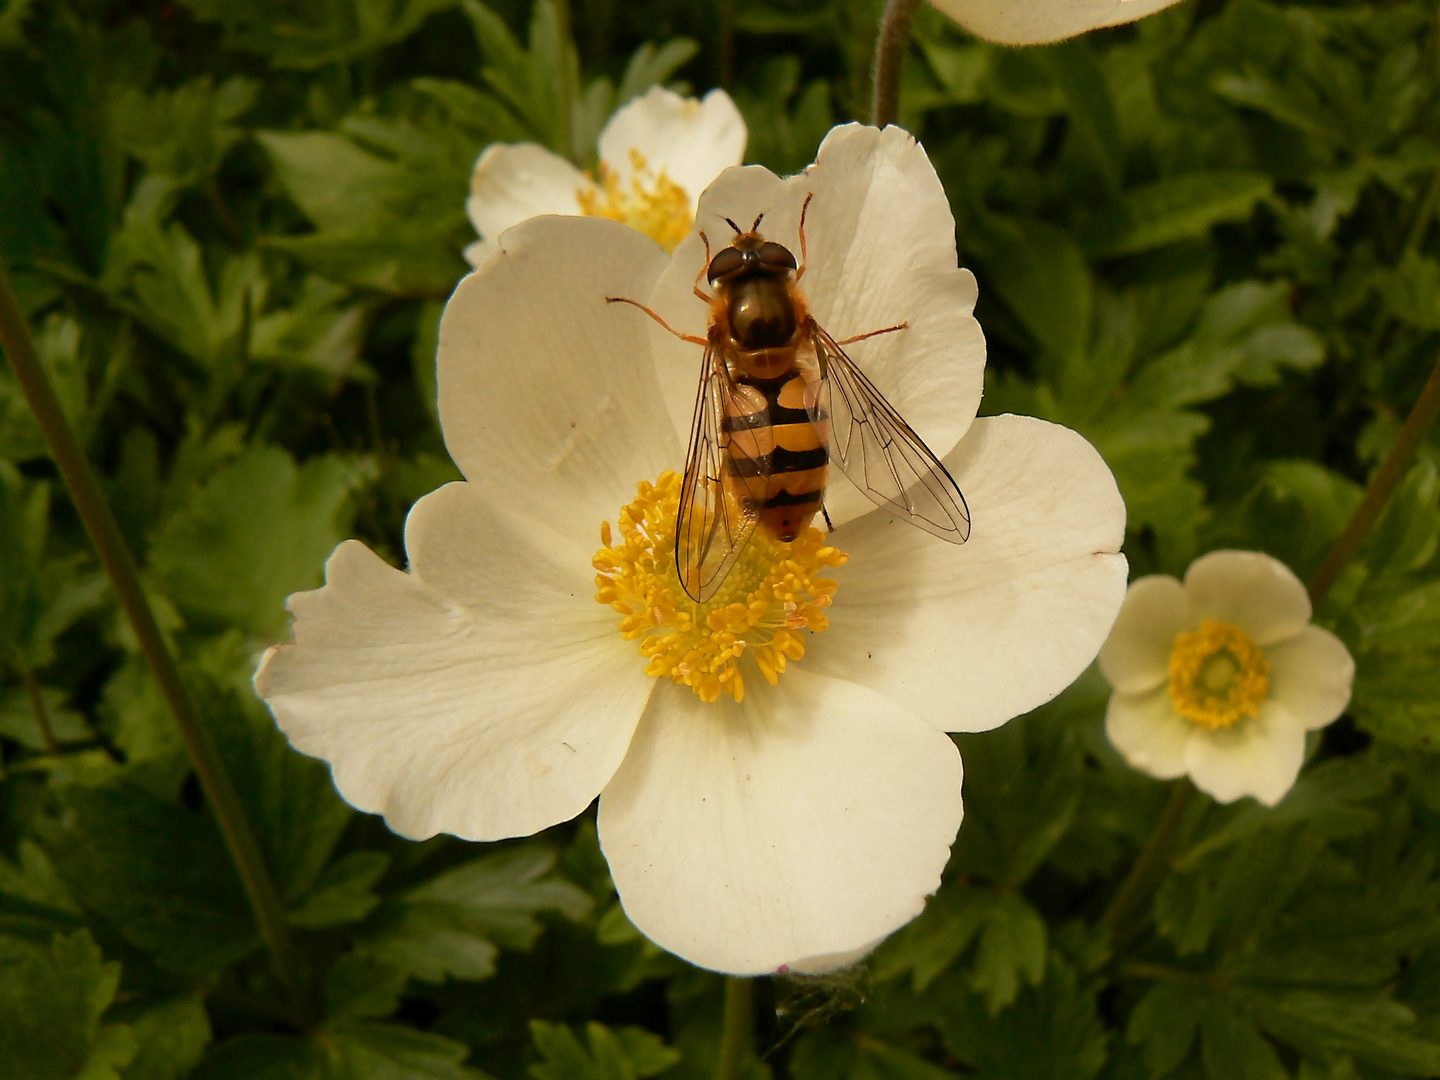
[593,471,848,703]
[576,150,693,252]
[1167,619,1271,730]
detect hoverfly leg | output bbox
[606,297,708,345]
[694,232,714,303]
[834,321,908,346]
[821,503,834,533]
[795,192,814,281]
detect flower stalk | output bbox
[715,975,755,1080]
[1099,778,1196,950]
[872,0,920,128]
[1307,353,1440,606]
[0,261,306,1012]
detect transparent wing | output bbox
[676,340,765,603]
[810,322,971,543]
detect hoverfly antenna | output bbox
[724,217,743,235]
[751,212,765,232]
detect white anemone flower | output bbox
[929,0,1186,46]
[464,85,746,266]
[1099,550,1355,807]
[254,124,1129,975]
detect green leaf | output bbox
[1036,39,1122,189]
[933,954,1108,1080]
[324,951,410,1020]
[1083,173,1273,257]
[1245,989,1440,1075]
[1198,997,1288,1080]
[0,930,137,1080]
[975,216,1093,362]
[1175,756,1388,867]
[287,851,391,929]
[733,56,834,177]
[873,885,991,993]
[968,894,1048,1015]
[175,0,464,70]
[529,1020,680,1080]
[101,177,261,370]
[193,1023,486,1080]
[40,779,259,974]
[258,120,472,296]
[952,710,1085,888]
[1129,983,1202,1077]
[197,672,356,907]
[360,845,591,982]
[148,446,368,637]
[327,1021,487,1079]
[110,77,257,188]
[0,0,36,47]
[122,996,212,1080]
[251,278,369,379]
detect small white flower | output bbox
[464,85,746,266]
[928,0,1186,46]
[1099,550,1355,807]
[255,124,1128,975]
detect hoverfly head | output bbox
[706,232,797,287]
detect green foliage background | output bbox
[2,0,1440,1077]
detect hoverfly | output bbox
[610,193,970,603]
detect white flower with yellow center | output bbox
[1099,550,1355,807]
[928,0,1186,45]
[255,124,1129,975]
[463,85,745,266]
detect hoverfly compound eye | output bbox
[707,246,747,285]
[757,242,798,272]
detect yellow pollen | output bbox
[1167,619,1271,730]
[593,471,848,704]
[576,150,693,252]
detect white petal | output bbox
[465,144,591,267]
[438,214,680,572]
[1266,625,1354,730]
[597,670,963,975]
[254,483,652,842]
[1184,703,1306,807]
[644,126,986,529]
[807,415,1128,733]
[785,937,884,975]
[1098,0,1189,31]
[1098,575,1189,695]
[598,87,747,212]
[1105,687,1192,780]
[928,0,1180,44]
[1183,550,1312,647]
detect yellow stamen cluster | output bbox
[1168,619,1271,730]
[593,471,848,704]
[577,150,693,253]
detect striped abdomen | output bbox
[721,370,828,542]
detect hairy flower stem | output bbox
[1308,353,1440,606]
[872,0,920,128]
[1099,779,1196,950]
[0,261,308,1016]
[22,667,59,754]
[714,976,755,1080]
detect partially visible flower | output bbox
[928,0,1186,46]
[1099,550,1354,807]
[256,124,1129,975]
[464,85,745,265]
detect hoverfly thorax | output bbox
[708,234,800,360]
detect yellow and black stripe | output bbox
[721,373,829,542]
